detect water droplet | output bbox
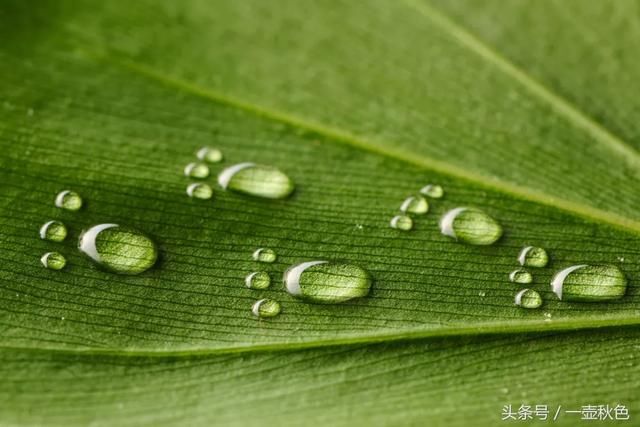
[55,190,83,211]
[283,260,372,303]
[514,289,542,309]
[478,291,486,297]
[439,207,502,245]
[390,215,413,230]
[518,246,549,267]
[400,195,428,214]
[245,271,271,290]
[40,252,66,270]
[550,264,627,301]
[196,146,223,163]
[218,162,294,199]
[184,162,210,179]
[78,224,158,275]
[39,220,67,242]
[420,184,444,198]
[252,298,281,318]
[186,183,213,200]
[509,269,533,284]
[252,248,276,263]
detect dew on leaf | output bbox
[252,248,276,263]
[184,162,210,179]
[40,252,66,270]
[509,268,532,284]
[186,183,213,200]
[400,195,428,214]
[55,190,83,211]
[518,246,549,268]
[218,162,294,199]
[420,184,444,198]
[252,298,281,318]
[550,264,627,301]
[439,207,502,245]
[196,146,223,163]
[245,271,271,290]
[515,288,542,309]
[390,215,413,231]
[39,220,67,242]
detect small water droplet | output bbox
[40,252,66,270]
[184,162,210,179]
[245,271,271,289]
[78,224,158,275]
[420,184,444,198]
[400,195,428,214]
[196,146,223,163]
[478,291,486,297]
[439,207,502,245]
[186,183,213,200]
[39,220,67,242]
[55,190,83,211]
[550,264,627,301]
[518,246,549,267]
[252,248,276,263]
[390,215,413,230]
[514,289,542,309]
[218,162,294,199]
[252,298,281,318]
[283,260,372,303]
[509,269,533,284]
[618,256,625,262]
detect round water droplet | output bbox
[518,246,549,268]
[184,162,210,179]
[55,190,83,211]
[390,215,413,231]
[283,261,372,303]
[439,207,502,245]
[400,195,429,214]
[186,183,213,200]
[40,252,66,270]
[252,248,276,263]
[509,268,533,284]
[515,289,542,309]
[252,298,281,318]
[245,271,271,290]
[218,162,294,199]
[550,264,627,301]
[196,146,223,163]
[420,184,444,198]
[39,220,67,242]
[78,224,158,275]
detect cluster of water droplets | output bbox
[508,246,549,309]
[390,184,443,231]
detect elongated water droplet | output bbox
[40,220,67,242]
[245,271,271,289]
[184,162,210,179]
[252,298,281,318]
[400,195,428,214]
[550,264,627,301]
[420,184,444,198]
[515,289,542,309]
[518,246,549,268]
[196,146,223,163]
[509,269,532,284]
[186,183,213,200]
[390,215,413,231]
[283,261,372,303]
[40,252,66,270]
[55,190,83,211]
[440,207,502,245]
[252,248,276,263]
[218,162,294,199]
[78,224,158,275]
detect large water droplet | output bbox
[252,248,276,263]
[439,207,502,245]
[245,271,271,289]
[218,162,294,199]
[420,184,444,198]
[518,246,549,268]
[252,298,281,318]
[400,195,428,214]
[186,183,213,200]
[390,215,413,231]
[40,220,67,242]
[78,224,158,275]
[55,190,83,211]
[196,146,223,163]
[283,261,372,303]
[550,264,627,301]
[184,162,210,179]
[40,252,66,270]
[515,289,542,309]
[509,269,532,284]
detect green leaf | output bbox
[0,0,638,425]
